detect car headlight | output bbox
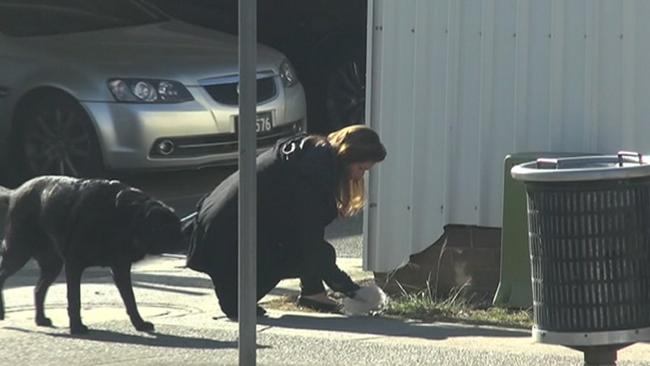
[279,59,298,88]
[108,79,194,103]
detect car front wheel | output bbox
[18,94,103,178]
[325,52,366,131]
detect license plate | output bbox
[234,112,273,134]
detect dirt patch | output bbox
[262,278,377,314]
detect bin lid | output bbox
[511,151,650,182]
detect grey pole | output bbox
[238,0,257,364]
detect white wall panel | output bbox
[408,0,449,258]
[363,0,417,270]
[482,0,515,224]
[365,0,650,271]
[561,0,587,149]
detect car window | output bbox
[0,0,168,37]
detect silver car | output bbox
[0,0,306,178]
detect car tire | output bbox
[324,49,366,132]
[16,93,104,178]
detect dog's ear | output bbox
[141,201,184,253]
[144,202,175,220]
[143,203,179,232]
[115,188,149,208]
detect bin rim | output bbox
[511,153,650,182]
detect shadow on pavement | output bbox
[3,265,214,291]
[134,274,305,299]
[259,314,530,341]
[132,273,213,289]
[4,265,306,300]
[49,328,241,349]
[133,282,208,296]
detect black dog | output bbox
[0,176,182,334]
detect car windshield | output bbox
[0,0,168,37]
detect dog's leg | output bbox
[0,240,31,321]
[34,256,63,327]
[111,263,153,332]
[64,263,88,334]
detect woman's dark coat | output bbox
[185,134,358,315]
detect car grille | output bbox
[203,76,277,105]
[149,119,304,158]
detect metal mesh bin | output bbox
[512,152,650,352]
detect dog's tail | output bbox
[0,185,11,207]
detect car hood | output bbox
[16,21,284,85]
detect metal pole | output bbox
[572,345,627,366]
[581,346,619,366]
[238,0,257,364]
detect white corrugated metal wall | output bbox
[364,0,650,272]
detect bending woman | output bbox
[185,125,387,319]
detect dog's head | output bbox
[115,188,184,255]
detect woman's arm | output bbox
[291,180,360,295]
[317,241,361,296]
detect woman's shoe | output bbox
[296,296,342,313]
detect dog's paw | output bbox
[35,316,53,327]
[134,320,154,332]
[70,323,89,335]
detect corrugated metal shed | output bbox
[364,0,650,272]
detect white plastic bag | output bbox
[341,284,387,316]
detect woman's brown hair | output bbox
[326,125,387,217]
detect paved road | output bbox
[116,167,235,218]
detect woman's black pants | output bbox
[207,241,337,318]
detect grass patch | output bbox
[383,286,533,329]
[263,289,533,329]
